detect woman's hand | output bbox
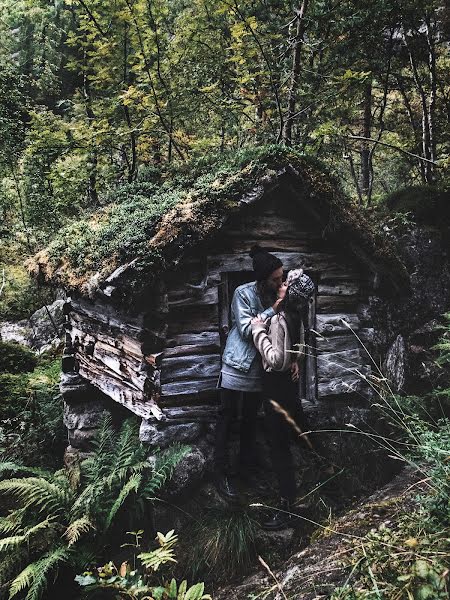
[251,315,266,327]
[291,361,300,382]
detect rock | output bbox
[139,420,201,449]
[384,334,406,392]
[163,446,207,497]
[63,400,111,430]
[60,372,100,402]
[29,299,65,349]
[67,427,100,451]
[0,320,33,346]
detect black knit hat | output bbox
[249,245,283,281]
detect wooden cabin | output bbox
[30,149,408,450]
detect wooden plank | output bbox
[160,354,221,383]
[225,214,321,239]
[227,239,327,254]
[163,343,220,358]
[318,375,370,398]
[161,378,219,397]
[167,285,219,307]
[166,331,220,349]
[208,252,345,275]
[316,329,374,353]
[315,314,360,335]
[316,350,365,380]
[316,296,361,313]
[306,291,317,402]
[167,305,218,334]
[318,282,360,296]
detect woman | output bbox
[214,245,286,501]
[251,269,315,529]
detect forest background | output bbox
[0,0,448,319]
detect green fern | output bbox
[63,516,94,547]
[0,417,188,600]
[9,546,70,600]
[104,473,142,531]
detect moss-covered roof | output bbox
[28,146,409,301]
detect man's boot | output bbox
[262,498,295,531]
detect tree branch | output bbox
[345,136,440,166]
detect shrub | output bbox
[383,185,450,226]
[0,357,63,467]
[0,341,36,374]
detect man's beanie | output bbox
[286,268,315,299]
[249,245,283,281]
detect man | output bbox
[214,245,286,500]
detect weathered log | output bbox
[316,350,366,380]
[161,378,218,397]
[318,375,370,397]
[316,296,361,313]
[316,330,374,353]
[160,354,221,383]
[167,285,218,307]
[315,314,360,335]
[318,282,360,296]
[167,305,218,334]
[225,214,321,239]
[226,238,327,254]
[207,252,350,275]
[165,331,220,349]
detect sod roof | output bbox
[28,145,409,302]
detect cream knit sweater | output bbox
[251,312,303,373]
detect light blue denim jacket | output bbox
[222,281,275,372]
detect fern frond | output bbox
[0,518,56,553]
[8,546,69,600]
[0,476,72,516]
[63,516,94,547]
[0,535,26,553]
[104,473,142,531]
[143,444,190,498]
[0,463,49,480]
[0,509,26,536]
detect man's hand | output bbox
[291,361,300,382]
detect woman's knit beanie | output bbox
[286,268,315,299]
[249,245,283,281]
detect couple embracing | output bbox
[214,245,314,530]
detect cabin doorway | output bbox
[218,271,318,402]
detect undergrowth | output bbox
[0,416,190,600]
[329,316,450,600]
[0,356,63,468]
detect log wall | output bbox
[66,188,376,425]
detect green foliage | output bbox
[185,506,258,581]
[0,342,36,374]
[0,263,53,321]
[75,530,211,600]
[0,357,63,467]
[383,185,450,226]
[330,318,450,599]
[0,417,189,600]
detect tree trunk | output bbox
[359,81,372,202]
[425,14,437,174]
[282,0,309,146]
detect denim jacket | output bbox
[222,281,275,373]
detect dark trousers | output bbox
[214,388,262,475]
[263,371,300,501]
